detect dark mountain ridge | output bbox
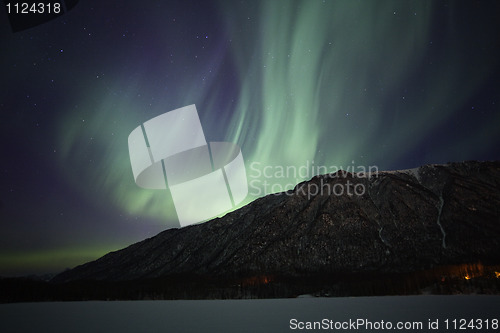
[52,161,500,285]
[3,160,499,302]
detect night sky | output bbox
[1,0,499,276]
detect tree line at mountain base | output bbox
[1,263,499,303]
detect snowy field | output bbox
[1,295,499,332]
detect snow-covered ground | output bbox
[1,295,499,332]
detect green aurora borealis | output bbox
[1,0,499,275]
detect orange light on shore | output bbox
[464,274,471,280]
[241,275,274,286]
[495,272,500,279]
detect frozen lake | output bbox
[1,295,499,332]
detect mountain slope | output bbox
[53,161,500,284]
